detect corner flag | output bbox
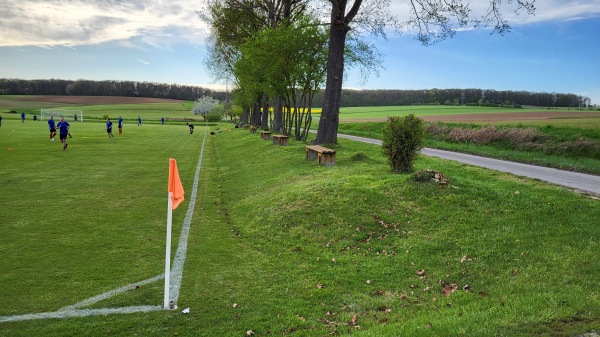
[168,158,185,210]
[165,158,184,309]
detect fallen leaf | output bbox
[246,330,254,336]
[351,314,358,326]
[416,269,426,276]
[232,303,238,308]
[440,281,459,296]
[316,283,325,289]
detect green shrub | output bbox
[205,104,225,122]
[381,114,424,172]
[349,152,368,162]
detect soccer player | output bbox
[0,115,3,127]
[137,116,142,126]
[186,123,194,134]
[21,112,25,123]
[56,117,69,150]
[106,118,114,138]
[118,116,123,135]
[48,116,57,141]
[161,117,165,125]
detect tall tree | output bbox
[200,0,311,130]
[314,0,536,144]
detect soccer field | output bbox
[0,118,204,318]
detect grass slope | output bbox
[1,120,598,336]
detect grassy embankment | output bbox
[334,106,600,175]
[0,109,598,336]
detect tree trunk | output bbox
[314,2,351,145]
[261,94,269,130]
[241,105,250,125]
[251,100,261,126]
[272,94,283,133]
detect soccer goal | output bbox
[40,109,84,122]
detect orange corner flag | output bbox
[168,158,185,210]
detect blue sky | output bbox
[1,0,599,104]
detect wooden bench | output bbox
[305,145,336,166]
[260,131,271,140]
[272,135,289,146]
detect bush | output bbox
[382,114,424,172]
[349,152,368,162]
[205,104,225,122]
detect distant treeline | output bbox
[0,78,228,102]
[0,78,591,107]
[315,88,592,108]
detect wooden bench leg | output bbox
[321,153,335,166]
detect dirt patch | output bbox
[341,111,600,123]
[13,95,184,105]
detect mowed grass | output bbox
[1,116,599,336]
[60,102,194,121]
[0,96,195,123]
[0,119,200,315]
[337,105,537,119]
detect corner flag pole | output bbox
[164,192,173,309]
[165,158,185,310]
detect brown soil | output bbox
[342,111,600,123]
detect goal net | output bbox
[40,109,83,122]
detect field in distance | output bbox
[337,105,600,123]
[2,95,600,124]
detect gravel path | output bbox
[336,133,600,197]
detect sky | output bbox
[1,0,599,104]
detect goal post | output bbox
[40,109,83,122]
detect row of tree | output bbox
[0,78,228,102]
[3,77,588,109]
[200,0,538,144]
[319,88,592,108]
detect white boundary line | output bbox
[0,125,209,324]
[168,123,208,304]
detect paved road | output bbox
[336,133,600,197]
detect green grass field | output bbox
[337,105,545,119]
[1,100,599,336]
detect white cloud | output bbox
[387,0,600,27]
[137,59,150,65]
[4,0,598,49]
[0,0,210,48]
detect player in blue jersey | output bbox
[21,112,25,123]
[48,116,57,141]
[56,117,70,150]
[137,116,142,126]
[118,116,123,135]
[106,118,114,138]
